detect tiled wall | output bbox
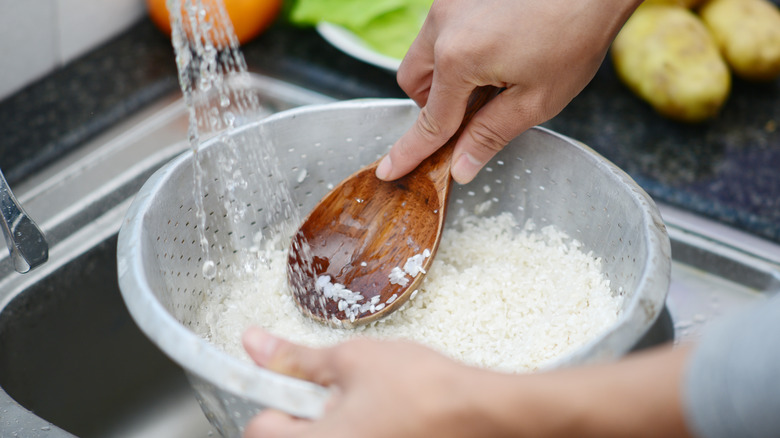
[0,0,146,100]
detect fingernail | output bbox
[452,153,482,184]
[243,328,278,366]
[376,155,392,180]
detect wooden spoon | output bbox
[287,86,500,327]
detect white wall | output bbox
[0,0,146,100]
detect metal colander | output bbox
[117,99,671,437]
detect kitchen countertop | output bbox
[1,16,778,246]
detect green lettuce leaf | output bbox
[290,0,432,60]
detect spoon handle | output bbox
[416,85,502,181]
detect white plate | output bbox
[316,22,402,72]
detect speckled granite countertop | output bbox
[0,17,778,245]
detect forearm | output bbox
[468,345,693,437]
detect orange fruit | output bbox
[147,0,282,46]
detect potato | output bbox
[699,0,780,81]
[611,4,731,122]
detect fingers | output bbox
[396,8,437,107]
[376,78,473,181]
[379,84,538,185]
[450,87,534,184]
[242,327,335,385]
[243,409,309,438]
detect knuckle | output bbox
[467,123,512,154]
[414,107,447,141]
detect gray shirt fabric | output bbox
[683,294,780,438]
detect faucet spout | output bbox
[0,169,48,273]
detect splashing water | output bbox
[165,0,305,281]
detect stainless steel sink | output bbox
[0,73,777,437]
[0,74,332,438]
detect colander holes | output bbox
[485,167,493,172]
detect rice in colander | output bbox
[195,211,622,373]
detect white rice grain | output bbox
[194,212,621,373]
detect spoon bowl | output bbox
[287,87,499,326]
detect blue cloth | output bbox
[683,295,780,438]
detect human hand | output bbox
[241,327,496,438]
[376,0,642,184]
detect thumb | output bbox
[242,327,334,385]
[376,80,473,181]
[450,88,531,184]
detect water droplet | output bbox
[223,111,236,127]
[202,260,217,279]
[220,94,231,108]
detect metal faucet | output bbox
[0,169,48,273]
